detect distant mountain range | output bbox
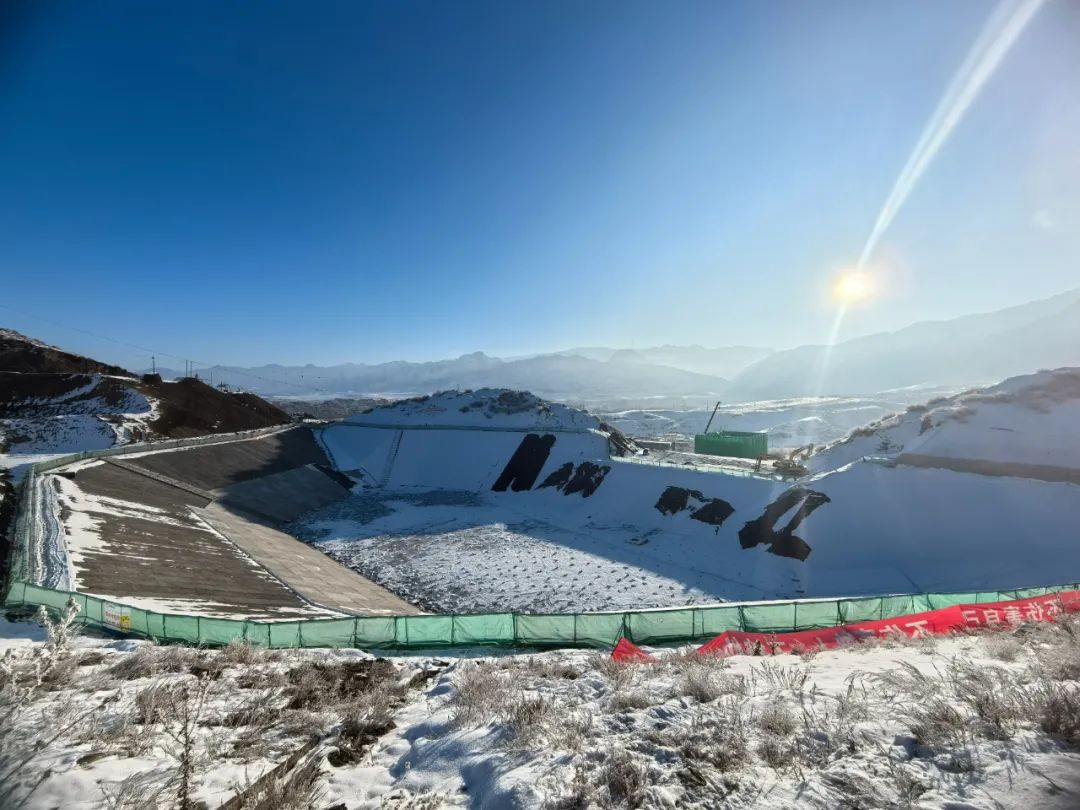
[726,288,1080,400]
[154,352,731,401]
[148,289,1080,403]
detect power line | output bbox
[0,303,332,395]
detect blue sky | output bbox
[1,0,1077,369]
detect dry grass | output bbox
[985,633,1023,662]
[598,747,648,809]
[237,756,324,810]
[756,702,797,736]
[1037,683,1080,745]
[450,662,513,728]
[108,644,201,681]
[221,639,277,667]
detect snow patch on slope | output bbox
[810,367,1080,473]
[346,388,599,431]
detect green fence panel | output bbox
[694,431,768,459]
[908,594,932,613]
[20,584,71,612]
[198,617,244,646]
[453,614,515,645]
[80,596,102,626]
[125,607,150,638]
[270,622,302,648]
[742,603,797,632]
[794,601,840,630]
[838,598,882,623]
[926,592,976,609]
[696,605,743,637]
[298,618,357,648]
[243,621,272,647]
[628,609,695,644]
[353,617,396,647]
[144,612,166,640]
[3,580,27,607]
[397,615,454,647]
[1011,587,1050,599]
[162,614,200,644]
[878,595,919,619]
[573,613,626,646]
[515,614,577,646]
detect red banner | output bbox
[611,637,655,662]
[694,591,1080,658]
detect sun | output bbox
[831,271,875,305]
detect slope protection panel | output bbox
[320,424,401,484]
[385,429,611,491]
[503,456,1080,600]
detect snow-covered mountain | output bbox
[156,351,730,400]
[149,290,1080,404]
[543,344,773,378]
[727,289,1080,400]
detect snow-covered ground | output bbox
[290,491,721,613]
[0,374,158,457]
[3,607,1080,809]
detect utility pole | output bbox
[151,355,156,374]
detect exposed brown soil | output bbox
[1,330,290,443]
[138,377,289,438]
[0,329,130,375]
[271,397,389,421]
[0,372,133,416]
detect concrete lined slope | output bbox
[126,426,327,491]
[50,462,330,619]
[195,503,418,615]
[216,465,352,524]
[44,429,419,618]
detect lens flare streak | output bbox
[857,0,1045,270]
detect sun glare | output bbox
[832,271,875,305]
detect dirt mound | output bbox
[146,377,289,438]
[0,329,130,375]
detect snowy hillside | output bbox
[810,367,1080,474]
[599,386,962,450]
[0,330,291,462]
[8,608,1080,810]
[344,388,601,431]
[0,374,156,455]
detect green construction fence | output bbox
[5,578,1079,651]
